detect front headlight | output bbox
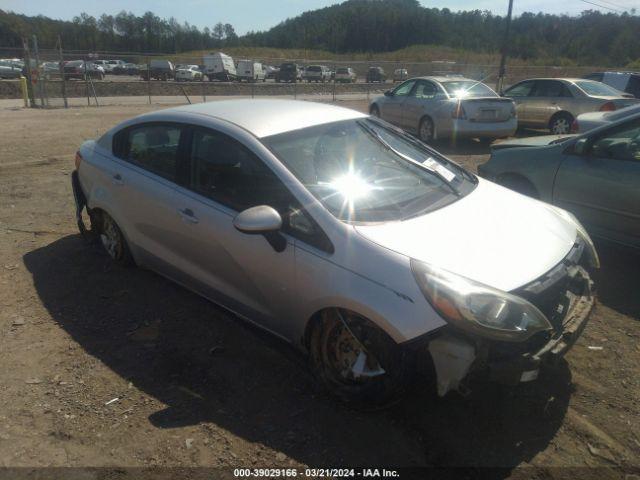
[548,206,600,269]
[411,260,552,342]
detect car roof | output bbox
[414,76,474,83]
[167,99,367,138]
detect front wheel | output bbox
[370,105,380,118]
[309,309,410,406]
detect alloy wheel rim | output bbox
[420,121,433,141]
[100,217,119,259]
[553,118,570,134]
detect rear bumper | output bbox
[444,118,517,139]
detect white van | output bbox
[203,52,236,81]
[237,60,265,82]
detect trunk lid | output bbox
[459,97,515,123]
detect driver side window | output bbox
[589,119,640,161]
[393,80,416,97]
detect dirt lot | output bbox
[1,100,639,478]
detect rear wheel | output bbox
[418,116,435,143]
[309,309,410,407]
[549,113,573,135]
[98,212,133,266]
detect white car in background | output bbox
[572,103,640,133]
[71,99,596,405]
[175,65,203,82]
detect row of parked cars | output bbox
[370,74,639,143]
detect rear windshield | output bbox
[280,63,296,71]
[336,68,349,74]
[442,81,496,98]
[307,66,322,72]
[574,80,624,97]
[66,60,84,67]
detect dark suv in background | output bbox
[276,62,303,83]
[583,71,640,98]
[366,66,387,83]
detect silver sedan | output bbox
[72,99,596,404]
[502,78,639,134]
[369,76,518,143]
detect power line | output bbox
[578,0,627,12]
[591,0,630,10]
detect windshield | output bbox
[442,81,497,98]
[280,63,295,71]
[307,66,322,72]
[336,68,349,74]
[574,80,624,97]
[263,119,475,223]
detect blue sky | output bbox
[0,0,635,34]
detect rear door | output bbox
[168,126,301,335]
[553,117,640,247]
[526,80,572,126]
[109,122,189,273]
[381,79,417,127]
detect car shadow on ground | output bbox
[24,234,573,471]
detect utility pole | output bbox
[57,35,68,108]
[496,0,514,94]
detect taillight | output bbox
[75,151,83,170]
[452,105,467,119]
[599,101,616,112]
[570,119,579,133]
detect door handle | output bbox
[111,173,124,186]
[178,208,199,224]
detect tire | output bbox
[497,174,539,199]
[309,309,410,407]
[98,212,133,266]
[370,104,380,117]
[418,116,435,143]
[549,113,573,135]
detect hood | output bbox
[355,179,577,292]
[492,134,576,150]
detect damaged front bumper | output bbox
[426,268,595,396]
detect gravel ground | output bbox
[0,99,639,478]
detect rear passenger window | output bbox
[532,80,572,97]
[124,124,182,181]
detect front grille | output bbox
[514,236,589,332]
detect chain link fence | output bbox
[0,44,607,109]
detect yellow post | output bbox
[20,76,28,107]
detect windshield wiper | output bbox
[357,121,461,197]
[392,127,477,183]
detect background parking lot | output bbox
[1,100,639,476]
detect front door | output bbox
[169,126,298,336]
[554,118,640,247]
[382,79,416,127]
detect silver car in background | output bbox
[71,99,596,405]
[572,104,640,133]
[502,78,638,134]
[370,76,517,143]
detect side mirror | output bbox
[573,137,588,155]
[384,90,393,97]
[233,205,286,252]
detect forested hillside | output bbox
[1,0,639,66]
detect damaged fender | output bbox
[428,334,476,396]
